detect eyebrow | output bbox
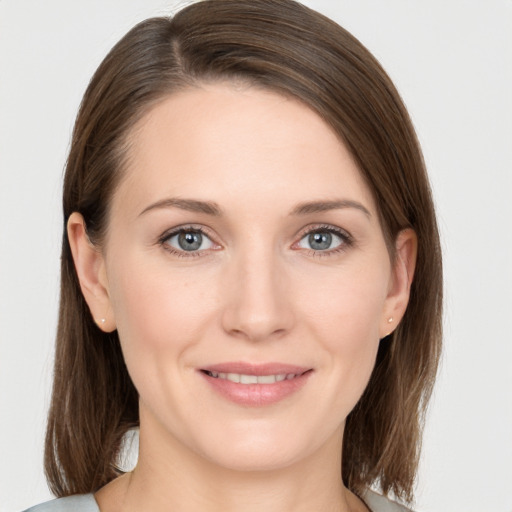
[138,197,371,218]
[139,198,223,217]
[290,199,371,218]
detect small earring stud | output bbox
[387,317,393,323]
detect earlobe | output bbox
[67,212,116,332]
[381,228,417,338]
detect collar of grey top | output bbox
[23,490,414,512]
[21,494,99,512]
[361,489,415,512]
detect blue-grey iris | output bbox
[178,231,202,251]
[309,232,332,250]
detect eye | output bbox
[296,227,350,252]
[162,228,216,253]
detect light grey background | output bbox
[1,1,511,511]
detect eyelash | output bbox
[158,224,354,258]
[295,224,354,258]
[158,225,215,258]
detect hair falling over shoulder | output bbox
[45,0,442,503]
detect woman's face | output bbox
[77,83,413,472]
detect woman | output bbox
[24,0,442,510]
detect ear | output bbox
[380,228,417,338]
[67,212,116,332]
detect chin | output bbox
[199,443,308,473]
[185,417,340,474]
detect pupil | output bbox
[178,231,202,251]
[309,232,331,250]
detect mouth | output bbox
[198,363,313,406]
[201,370,307,384]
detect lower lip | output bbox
[199,371,312,407]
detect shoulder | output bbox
[21,494,99,512]
[361,488,415,512]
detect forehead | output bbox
[113,83,376,219]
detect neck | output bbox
[95,407,367,512]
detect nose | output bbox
[221,245,295,342]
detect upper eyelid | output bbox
[295,223,352,240]
[160,224,216,241]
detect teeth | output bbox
[240,374,258,384]
[206,371,299,384]
[257,375,277,384]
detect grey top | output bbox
[22,494,99,512]
[23,489,414,512]
[363,489,414,512]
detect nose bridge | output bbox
[221,236,294,341]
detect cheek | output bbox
[298,262,389,344]
[107,255,218,369]
[295,262,389,400]
[106,256,223,431]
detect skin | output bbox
[68,83,416,512]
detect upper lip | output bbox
[200,362,311,376]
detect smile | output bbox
[199,363,312,406]
[203,371,302,384]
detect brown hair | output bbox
[45,0,442,504]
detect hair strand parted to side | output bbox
[46,0,442,503]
